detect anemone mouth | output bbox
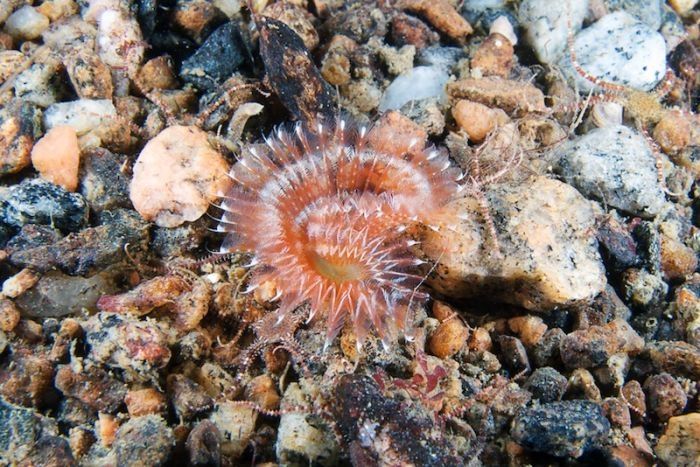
[308,251,367,283]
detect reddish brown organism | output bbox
[216,119,460,350]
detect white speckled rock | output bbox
[420,177,606,312]
[4,6,50,41]
[556,125,667,218]
[130,125,231,228]
[518,0,588,64]
[378,66,449,112]
[276,383,338,465]
[44,99,117,135]
[559,11,667,92]
[208,402,256,458]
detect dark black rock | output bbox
[10,209,149,276]
[332,374,461,466]
[531,328,565,368]
[498,335,530,374]
[79,148,131,213]
[5,224,62,254]
[0,178,88,233]
[597,216,641,272]
[511,401,610,458]
[523,367,567,403]
[0,396,59,462]
[180,22,246,91]
[151,216,210,258]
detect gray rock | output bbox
[14,61,63,107]
[15,270,120,317]
[0,178,89,233]
[0,396,59,464]
[556,125,667,218]
[420,177,606,312]
[180,22,246,92]
[416,46,464,70]
[559,11,667,92]
[113,415,175,467]
[511,400,611,458]
[518,0,588,64]
[606,0,663,30]
[79,148,131,213]
[523,367,568,403]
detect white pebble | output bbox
[378,66,449,112]
[489,16,517,46]
[4,6,50,41]
[518,0,588,64]
[560,11,667,92]
[44,99,117,135]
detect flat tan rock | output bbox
[130,125,230,227]
[656,413,700,466]
[31,125,80,192]
[419,177,606,311]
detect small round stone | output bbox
[31,125,81,192]
[4,6,50,41]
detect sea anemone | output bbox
[216,119,461,349]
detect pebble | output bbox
[621,380,647,420]
[621,268,668,309]
[518,0,588,65]
[378,66,449,112]
[136,56,179,92]
[320,34,356,86]
[559,11,667,92]
[166,374,213,420]
[31,125,80,192]
[390,13,440,50]
[0,100,41,176]
[14,61,63,107]
[643,340,700,380]
[0,51,27,83]
[601,397,631,429]
[429,317,469,359]
[471,32,514,78]
[644,372,687,421]
[113,415,175,467]
[245,375,280,411]
[452,99,509,142]
[277,383,339,465]
[54,365,127,413]
[180,22,246,92]
[498,335,530,374]
[35,0,78,22]
[96,8,145,77]
[84,313,171,382]
[420,177,606,311]
[597,214,641,272]
[171,0,225,43]
[0,298,20,332]
[489,15,517,46]
[510,400,611,458]
[655,413,700,466]
[556,125,667,218]
[0,348,54,407]
[125,388,167,417]
[79,148,131,213]
[653,110,691,155]
[508,315,547,348]
[399,0,473,43]
[65,52,114,100]
[559,318,644,368]
[4,6,50,41]
[130,125,231,227]
[186,420,221,466]
[263,2,318,50]
[9,208,148,276]
[447,77,547,116]
[208,401,257,459]
[523,367,567,402]
[660,232,697,280]
[2,268,39,298]
[43,99,117,136]
[669,0,699,15]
